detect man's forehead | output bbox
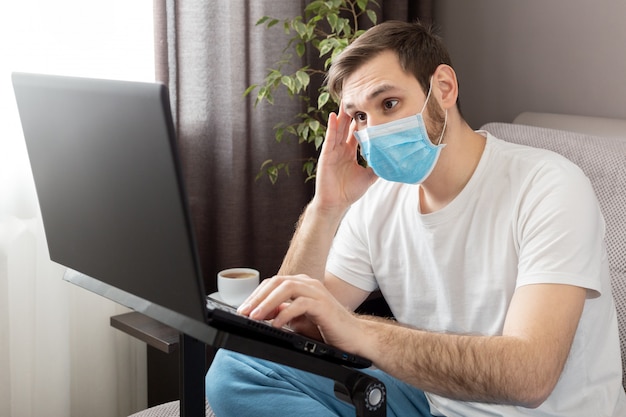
[339,51,419,108]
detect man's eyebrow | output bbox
[343,83,397,112]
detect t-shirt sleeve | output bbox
[326,202,380,293]
[514,157,605,297]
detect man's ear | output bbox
[433,64,458,110]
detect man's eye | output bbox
[354,112,367,122]
[384,99,399,110]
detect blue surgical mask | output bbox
[354,80,447,184]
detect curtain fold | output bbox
[153,0,433,293]
[379,0,433,24]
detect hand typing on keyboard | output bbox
[236,274,361,345]
[207,296,296,332]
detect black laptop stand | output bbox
[141,328,387,417]
[64,270,386,417]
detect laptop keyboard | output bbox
[206,296,289,330]
[205,295,372,368]
[206,295,299,340]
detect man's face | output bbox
[342,50,444,141]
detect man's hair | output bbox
[327,21,454,100]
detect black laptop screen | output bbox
[12,73,207,325]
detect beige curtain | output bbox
[153,0,434,294]
[1,1,153,416]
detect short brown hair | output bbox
[327,21,454,100]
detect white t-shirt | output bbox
[326,133,626,416]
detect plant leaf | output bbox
[281,75,295,94]
[243,84,258,97]
[327,13,338,31]
[318,39,335,56]
[318,91,330,109]
[366,10,377,25]
[268,166,278,184]
[293,20,307,38]
[305,0,325,13]
[314,135,324,149]
[308,119,321,132]
[295,70,310,90]
[256,16,270,25]
[303,160,315,177]
[275,126,285,143]
[296,42,306,57]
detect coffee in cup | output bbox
[217,267,260,307]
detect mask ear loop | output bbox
[436,110,448,146]
[420,76,434,114]
[422,76,447,146]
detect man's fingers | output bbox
[247,276,324,321]
[238,275,279,315]
[346,119,357,146]
[336,104,352,140]
[271,298,312,328]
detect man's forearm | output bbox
[278,200,346,280]
[356,317,560,408]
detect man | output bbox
[206,21,626,416]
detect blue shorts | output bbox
[206,349,435,417]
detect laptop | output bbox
[12,72,371,369]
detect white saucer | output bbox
[208,292,239,308]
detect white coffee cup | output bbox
[217,268,260,307]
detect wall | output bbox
[435,0,626,129]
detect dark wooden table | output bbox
[111,312,206,417]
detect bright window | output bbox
[1,0,155,209]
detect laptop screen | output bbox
[12,72,208,328]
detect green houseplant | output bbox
[245,0,379,184]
